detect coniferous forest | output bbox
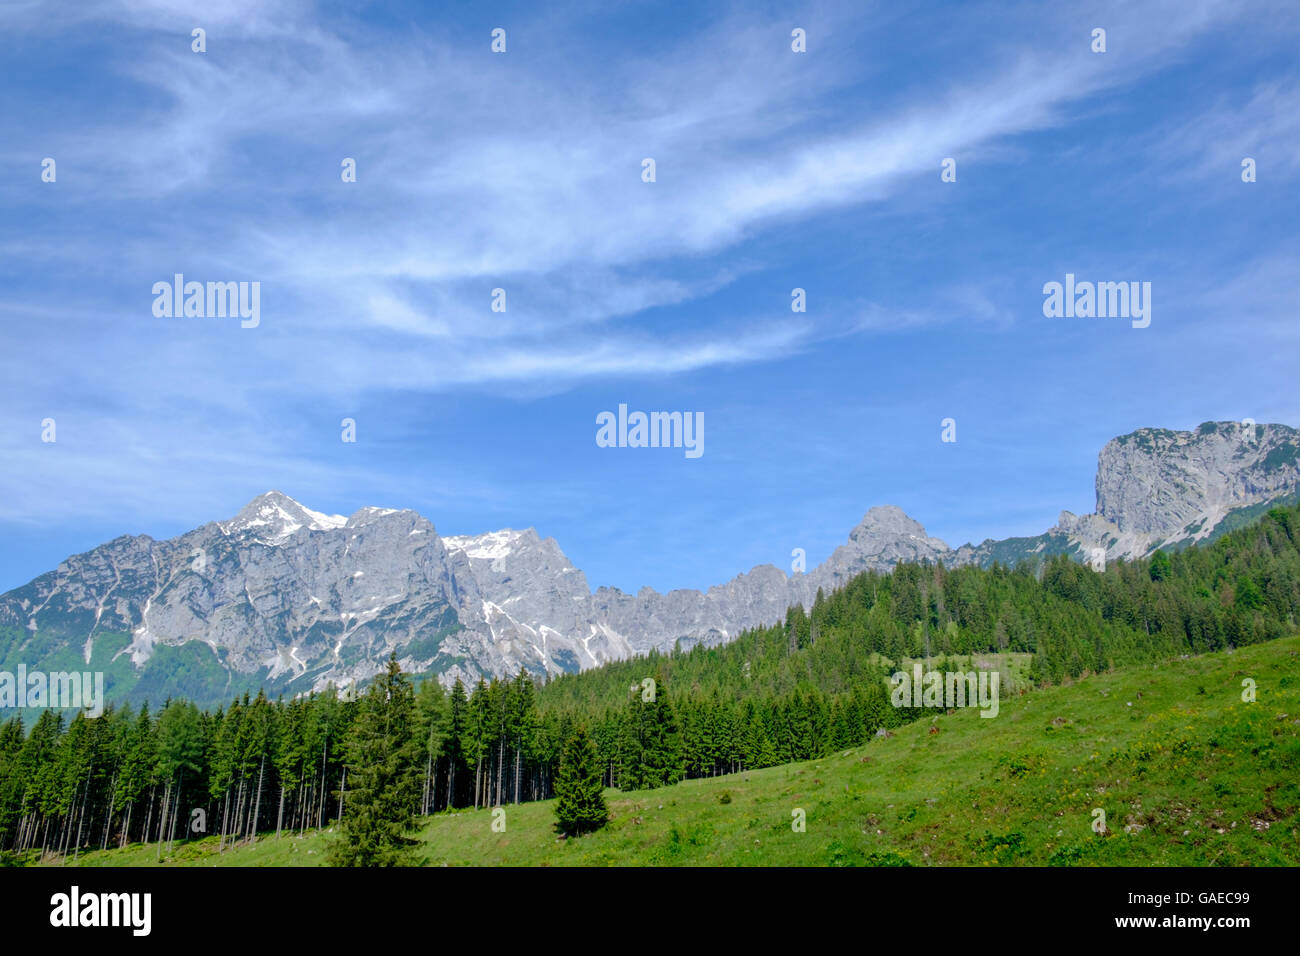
[0,503,1296,863]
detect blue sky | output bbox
[1,0,1298,596]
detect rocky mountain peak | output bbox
[850,505,941,544]
[220,490,348,543]
[802,504,953,596]
[1095,421,1300,537]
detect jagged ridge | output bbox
[1,420,1296,706]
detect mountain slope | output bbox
[2,420,1297,705]
[58,634,1300,867]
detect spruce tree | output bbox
[638,676,683,787]
[328,655,423,866]
[415,678,446,815]
[445,679,469,808]
[554,725,607,837]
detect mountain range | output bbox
[2,420,1296,708]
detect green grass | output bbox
[43,635,1300,867]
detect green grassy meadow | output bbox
[42,635,1300,867]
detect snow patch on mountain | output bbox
[443,530,525,563]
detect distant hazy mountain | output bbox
[2,421,1296,708]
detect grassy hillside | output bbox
[48,634,1300,867]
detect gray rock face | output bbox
[1052,422,1300,559]
[2,421,1296,702]
[0,494,470,696]
[440,529,634,677]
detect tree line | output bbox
[0,664,901,860]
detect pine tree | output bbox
[467,678,490,809]
[415,678,446,815]
[508,669,537,804]
[115,704,155,848]
[444,679,469,808]
[328,655,423,866]
[638,675,683,787]
[154,700,204,856]
[273,698,306,837]
[554,725,607,837]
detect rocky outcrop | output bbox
[1052,422,1300,559]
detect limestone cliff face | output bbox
[1054,422,1300,559]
